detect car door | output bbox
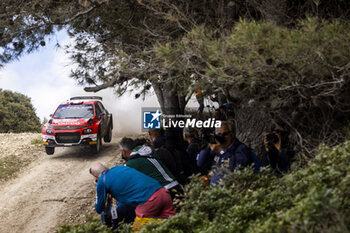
[96,102,107,136]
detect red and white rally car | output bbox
[42,96,113,155]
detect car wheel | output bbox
[104,124,112,143]
[92,134,102,154]
[45,146,55,155]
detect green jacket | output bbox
[126,145,179,189]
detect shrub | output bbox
[144,141,350,233]
[56,216,133,233]
[0,89,41,133]
[57,142,350,233]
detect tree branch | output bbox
[60,0,109,25]
[84,75,119,92]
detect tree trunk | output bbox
[151,80,186,115]
[234,101,271,155]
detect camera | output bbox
[202,133,226,144]
[200,128,228,145]
[266,131,280,144]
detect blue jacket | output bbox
[95,165,162,214]
[210,138,252,184]
[197,145,215,175]
[186,138,201,174]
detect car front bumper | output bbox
[42,133,98,147]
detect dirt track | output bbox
[0,133,124,233]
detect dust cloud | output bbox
[55,87,216,137]
[68,88,159,136]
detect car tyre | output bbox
[92,134,102,154]
[104,124,112,143]
[45,146,55,155]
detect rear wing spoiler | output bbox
[70,96,103,101]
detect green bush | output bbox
[144,141,350,233]
[57,142,350,233]
[56,216,133,233]
[57,216,114,233]
[0,155,21,180]
[0,89,41,133]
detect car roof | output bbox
[60,99,100,105]
[59,96,103,105]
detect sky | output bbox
[0,31,202,134]
[0,31,162,135]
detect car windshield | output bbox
[53,104,94,119]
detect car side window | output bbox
[95,103,102,117]
[98,102,106,114]
[99,102,105,111]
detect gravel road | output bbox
[0,133,124,233]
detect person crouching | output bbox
[90,162,176,218]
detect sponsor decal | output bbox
[58,104,93,109]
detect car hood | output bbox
[50,118,90,127]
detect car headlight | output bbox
[46,129,54,135]
[83,128,93,134]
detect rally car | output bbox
[42,96,113,155]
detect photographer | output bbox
[100,195,136,229]
[183,127,201,174]
[196,128,216,176]
[90,162,176,219]
[208,121,252,185]
[261,127,295,174]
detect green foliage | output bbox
[1,1,349,150]
[31,137,42,145]
[57,216,113,233]
[56,216,132,233]
[57,142,350,233]
[155,18,350,152]
[0,155,21,180]
[0,89,41,133]
[143,142,350,233]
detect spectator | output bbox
[197,145,216,176]
[209,121,252,184]
[164,127,194,182]
[261,126,295,174]
[120,137,182,200]
[196,133,216,186]
[149,128,190,185]
[210,92,227,107]
[148,129,178,178]
[90,162,176,218]
[100,196,136,229]
[183,127,201,174]
[215,103,235,121]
